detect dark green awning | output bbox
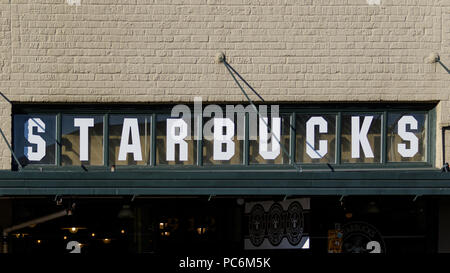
[0,168,449,195]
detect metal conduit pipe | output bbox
[1,208,72,253]
[442,126,450,171]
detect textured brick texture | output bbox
[0,0,449,169]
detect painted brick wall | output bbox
[0,0,11,170]
[0,0,449,169]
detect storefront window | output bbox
[296,114,337,164]
[249,114,290,164]
[156,114,197,165]
[13,115,57,166]
[61,115,103,166]
[341,114,382,163]
[109,115,151,166]
[387,113,427,162]
[11,105,434,169]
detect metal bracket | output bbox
[0,127,22,171]
[222,59,302,173]
[54,195,63,206]
[0,92,11,104]
[339,195,346,207]
[0,92,22,171]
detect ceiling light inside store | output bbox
[62,227,86,233]
[367,202,380,214]
[117,205,134,219]
[197,227,207,235]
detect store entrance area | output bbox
[0,196,443,254]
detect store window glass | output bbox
[387,113,427,162]
[249,114,290,164]
[13,114,57,166]
[156,114,197,165]
[296,114,336,164]
[341,114,382,163]
[109,115,151,166]
[61,115,103,166]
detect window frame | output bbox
[11,103,436,171]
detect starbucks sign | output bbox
[342,222,386,253]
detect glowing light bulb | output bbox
[197,227,207,235]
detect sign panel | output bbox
[12,108,429,167]
[61,115,103,166]
[13,115,57,166]
[327,229,343,253]
[244,198,310,250]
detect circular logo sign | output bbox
[342,221,385,253]
[285,201,304,245]
[248,204,266,247]
[267,203,284,246]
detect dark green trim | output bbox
[336,112,341,165]
[196,112,202,167]
[55,113,61,166]
[18,160,434,172]
[151,113,156,166]
[145,115,150,165]
[381,111,387,164]
[290,113,296,164]
[103,114,109,167]
[244,112,249,165]
[0,169,448,195]
[429,107,436,167]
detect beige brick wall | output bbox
[0,0,449,169]
[0,0,11,170]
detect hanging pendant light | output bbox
[117,205,134,219]
[367,201,380,214]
